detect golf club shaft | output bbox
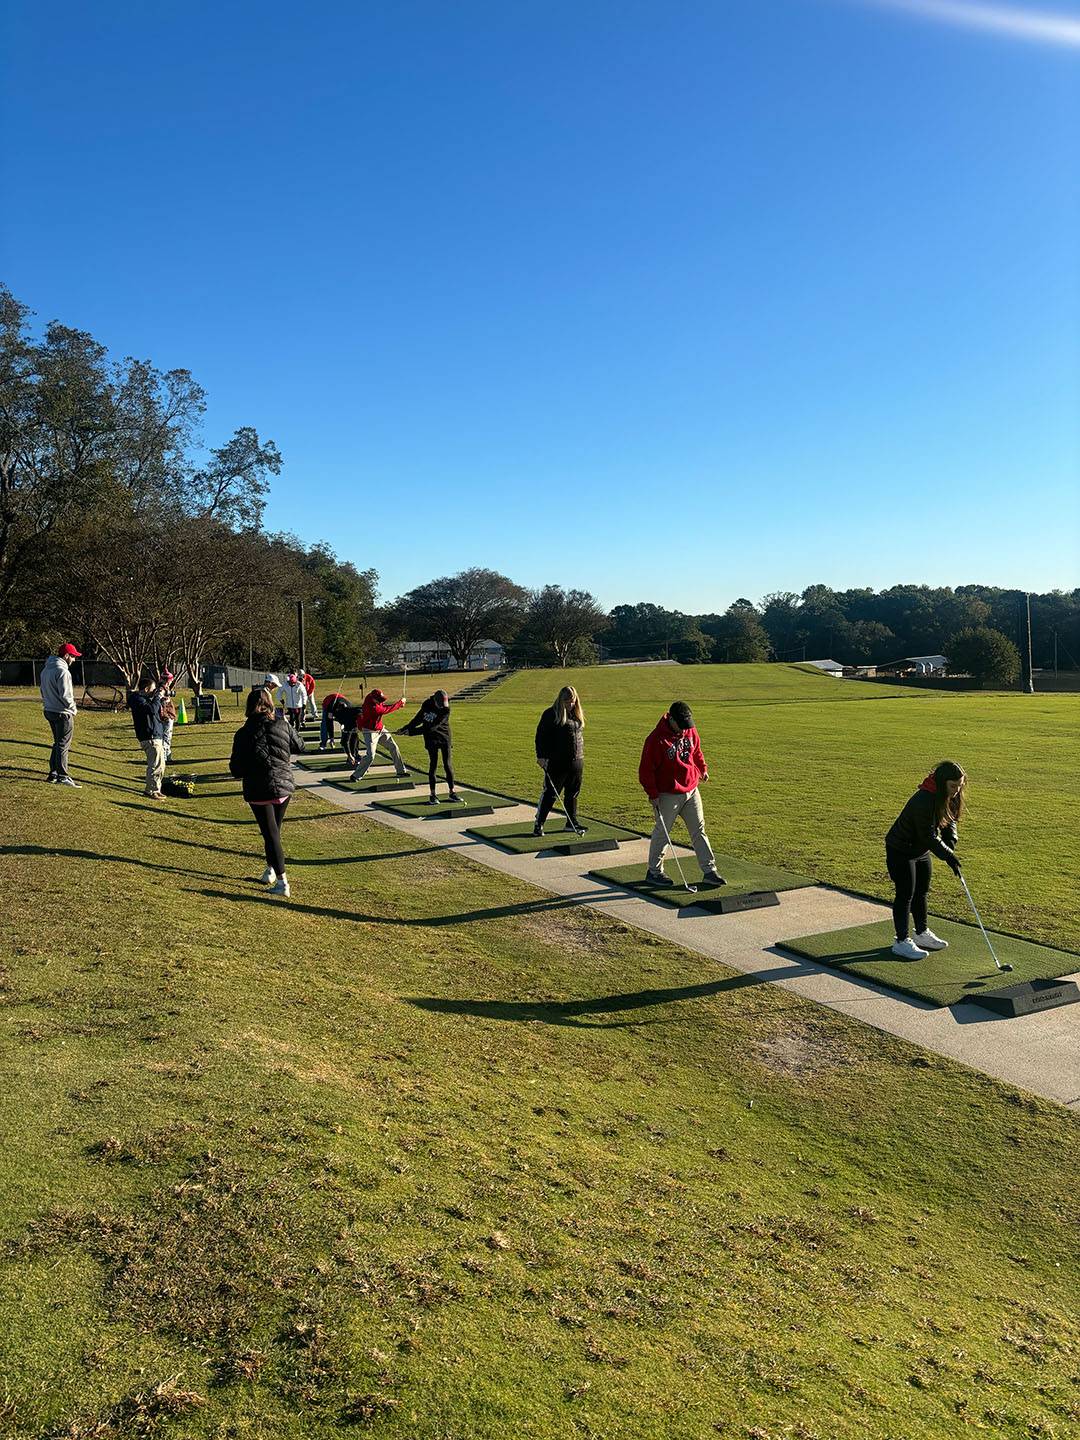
[960,874,1003,970]
[542,766,581,832]
[654,802,695,892]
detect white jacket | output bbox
[277,680,307,709]
[40,655,76,716]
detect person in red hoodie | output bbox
[638,701,725,888]
[350,687,409,780]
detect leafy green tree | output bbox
[515,586,609,667]
[390,568,528,671]
[705,602,771,662]
[948,627,1020,687]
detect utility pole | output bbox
[1019,593,1034,694]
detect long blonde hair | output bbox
[553,685,584,727]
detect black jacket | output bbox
[331,699,362,733]
[229,714,302,803]
[402,694,452,747]
[535,706,584,769]
[128,691,155,743]
[885,789,959,865]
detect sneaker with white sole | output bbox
[57,776,81,788]
[914,929,949,951]
[891,937,928,960]
[260,866,277,886]
[269,877,290,898]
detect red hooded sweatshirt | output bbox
[360,690,404,732]
[638,716,708,801]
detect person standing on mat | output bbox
[277,672,307,733]
[319,689,346,750]
[302,669,317,720]
[884,761,964,960]
[638,701,725,888]
[229,686,303,898]
[532,685,586,836]
[40,642,82,787]
[350,687,408,780]
[400,689,462,804]
[333,696,363,765]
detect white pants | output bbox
[648,788,716,874]
[142,738,167,796]
[352,728,407,778]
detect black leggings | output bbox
[250,798,290,875]
[426,739,454,793]
[886,847,931,940]
[537,761,583,827]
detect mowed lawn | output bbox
[431,665,1080,953]
[0,697,1078,1439]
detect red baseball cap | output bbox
[59,643,82,658]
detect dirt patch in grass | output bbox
[749,1011,864,1080]
[222,1028,360,1090]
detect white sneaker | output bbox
[914,930,948,951]
[260,866,277,886]
[891,937,928,961]
[269,877,290,898]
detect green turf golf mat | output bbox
[325,774,423,795]
[590,856,816,911]
[294,751,383,772]
[466,819,637,855]
[372,789,515,819]
[776,917,1080,1008]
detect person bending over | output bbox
[638,701,724,888]
[885,760,964,960]
[400,690,461,804]
[350,688,408,781]
[533,685,586,836]
[319,690,346,750]
[229,686,302,898]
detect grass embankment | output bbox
[0,700,1078,1439]
[431,664,1080,952]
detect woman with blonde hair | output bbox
[533,685,586,837]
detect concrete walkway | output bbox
[294,764,1080,1109]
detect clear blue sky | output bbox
[2,0,1077,611]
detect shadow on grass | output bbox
[0,843,238,885]
[405,973,780,1029]
[0,737,52,751]
[111,802,345,827]
[195,886,609,928]
[158,834,437,867]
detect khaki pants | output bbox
[142,738,166,796]
[648,788,716,874]
[351,728,407,779]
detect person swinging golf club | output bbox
[639,701,724,890]
[885,760,966,960]
[532,685,586,837]
[350,687,408,781]
[399,689,463,804]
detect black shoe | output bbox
[563,822,587,834]
[699,871,726,889]
[532,824,544,838]
[425,795,439,805]
[447,793,462,803]
[645,869,673,887]
[46,773,57,783]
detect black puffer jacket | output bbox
[229,714,303,802]
[535,706,584,768]
[402,694,452,747]
[885,789,959,865]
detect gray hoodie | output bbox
[40,655,76,716]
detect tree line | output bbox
[3,284,1076,687]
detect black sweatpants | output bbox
[250,798,291,875]
[426,739,454,794]
[886,847,931,940]
[537,761,583,828]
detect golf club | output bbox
[653,803,697,894]
[541,767,585,836]
[959,873,1012,972]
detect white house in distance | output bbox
[399,640,506,672]
[804,658,844,677]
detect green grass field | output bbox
[415,664,1080,953]
[1,696,1078,1438]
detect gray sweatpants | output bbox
[351,728,407,779]
[45,710,74,779]
[648,788,716,874]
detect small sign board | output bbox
[195,694,221,723]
